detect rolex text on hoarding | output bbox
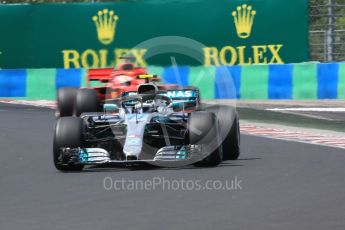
[203,44,284,66]
[62,48,147,68]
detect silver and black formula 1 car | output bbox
[53,83,240,171]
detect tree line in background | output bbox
[309,0,345,61]
[310,0,345,30]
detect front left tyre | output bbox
[204,105,240,160]
[53,117,84,172]
[189,111,223,167]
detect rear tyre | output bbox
[75,88,100,117]
[57,87,77,117]
[204,105,240,160]
[189,111,222,167]
[53,117,84,172]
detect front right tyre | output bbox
[53,117,84,172]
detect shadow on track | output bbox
[66,158,262,173]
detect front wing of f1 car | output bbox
[58,145,208,167]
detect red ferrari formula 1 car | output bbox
[57,58,181,117]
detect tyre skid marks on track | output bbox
[2,99,345,149]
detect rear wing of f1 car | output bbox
[86,69,151,85]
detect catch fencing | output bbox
[309,1,345,62]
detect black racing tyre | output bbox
[53,117,84,172]
[57,87,77,117]
[203,104,240,160]
[224,114,240,160]
[189,111,222,167]
[75,88,100,117]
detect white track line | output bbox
[267,107,345,112]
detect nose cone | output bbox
[123,138,142,158]
[123,113,152,160]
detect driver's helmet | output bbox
[113,75,132,86]
[138,83,158,95]
[118,62,134,70]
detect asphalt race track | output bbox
[1,103,345,230]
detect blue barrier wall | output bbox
[0,63,344,100]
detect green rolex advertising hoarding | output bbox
[0,0,309,69]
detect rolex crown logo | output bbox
[92,9,119,45]
[232,4,256,39]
